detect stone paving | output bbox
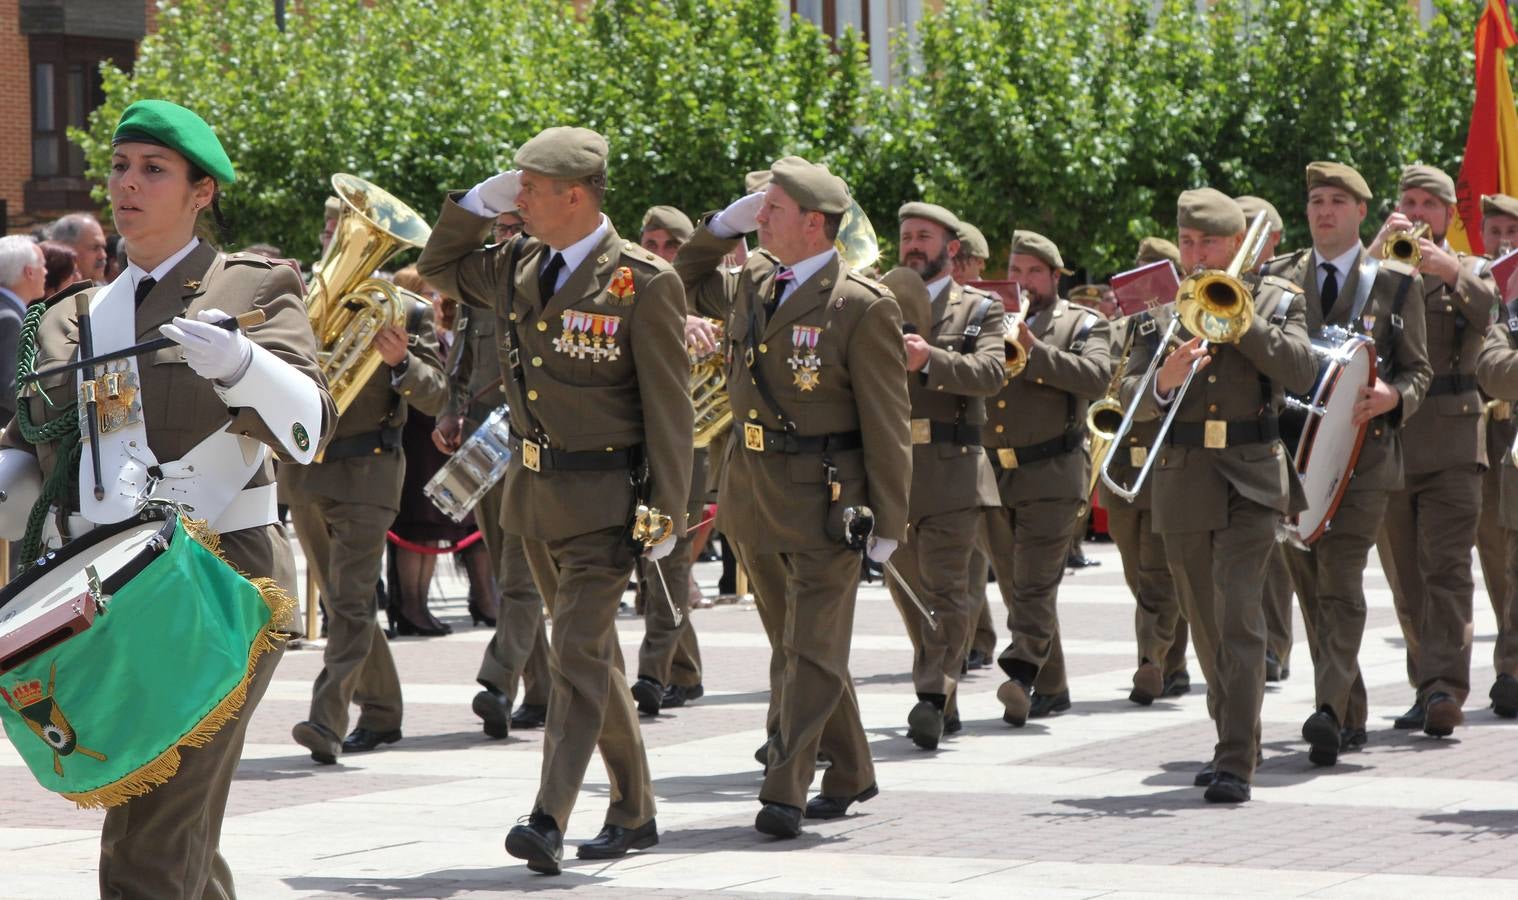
[3,537,1517,898]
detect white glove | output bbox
[160,308,254,385]
[866,536,897,564]
[644,535,677,561]
[461,169,522,218]
[710,192,765,238]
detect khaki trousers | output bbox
[1106,499,1182,668]
[888,507,980,717]
[1163,491,1277,782]
[1263,545,1294,669]
[636,530,704,688]
[980,498,1081,684]
[1502,530,1518,678]
[741,542,875,808]
[1479,463,1518,677]
[1286,487,1387,728]
[967,547,996,658]
[1377,466,1480,704]
[475,482,550,706]
[292,498,403,736]
[522,526,653,830]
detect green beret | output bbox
[1177,188,1245,236]
[745,169,773,194]
[640,205,694,242]
[956,222,990,259]
[898,201,960,235]
[112,99,235,185]
[1009,229,1067,272]
[1400,164,1456,205]
[769,155,851,215]
[514,126,608,179]
[1235,195,1283,233]
[1482,193,1518,221]
[1134,236,1181,268]
[1306,161,1371,203]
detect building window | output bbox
[791,1,871,41]
[26,35,135,211]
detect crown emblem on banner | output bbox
[9,680,43,707]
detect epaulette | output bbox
[224,251,274,268]
[845,269,887,297]
[1259,248,1308,276]
[620,240,668,270]
[42,279,95,310]
[1259,273,1304,294]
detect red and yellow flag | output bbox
[1452,0,1518,254]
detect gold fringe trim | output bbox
[58,516,297,809]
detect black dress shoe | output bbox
[966,649,993,670]
[1393,700,1425,730]
[292,720,341,765]
[1066,553,1100,569]
[473,690,510,739]
[631,677,663,716]
[1204,771,1251,803]
[804,783,878,820]
[1302,709,1339,766]
[510,703,548,729]
[662,683,704,709]
[576,819,658,859]
[1193,761,1216,787]
[1423,692,1464,737]
[755,802,803,838]
[506,810,564,875]
[1029,689,1071,719]
[944,713,962,734]
[998,679,1031,727]
[1162,668,1192,697]
[907,700,944,750]
[1339,726,1367,752]
[1265,650,1284,683]
[1492,674,1518,718]
[344,727,402,753]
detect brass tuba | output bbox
[836,199,880,271]
[1382,222,1431,267]
[307,173,433,416]
[690,318,731,448]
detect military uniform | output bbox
[284,292,448,750]
[1475,307,1518,716]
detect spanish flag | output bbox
[1452,0,1518,255]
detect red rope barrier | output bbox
[386,530,483,555]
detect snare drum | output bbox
[424,405,512,522]
[0,504,284,807]
[1278,327,1376,547]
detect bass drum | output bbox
[1278,327,1376,548]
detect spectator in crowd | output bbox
[46,212,108,282]
[0,235,46,419]
[103,232,126,283]
[38,241,82,298]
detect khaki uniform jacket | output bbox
[677,224,911,553]
[1,242,335,586]
[1397,253,1496,474]
[1264,247,1431,493]
[418,195,693,542]
[1120,276,1318,533]
[280,296,448,512]
[982,297,1112,506]
[443,304,507,427]
[906,281,1004,521]
[1476,306,1518,528]
[1097,313,1162,513]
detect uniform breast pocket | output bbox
[793,334,844,402]
[146,346,224,425]
[1434,394,1482,419]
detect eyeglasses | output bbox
[493,223,524,240]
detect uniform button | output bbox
[403,389,412,395]
[528,390,539,401]
[995,425,1004,434]
[748,409,759,419]
[1272,445,1281,456]
[373,448,382,455]
[532,356,542,367]
[536,321,547,331]
[997,400,1007,409]
[1208,403,1218,413]
[1036,377,1044,384]
[759,343,767,353]
[1207,375,1217,384]
[937,385,945,390]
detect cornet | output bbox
[1382,222,1431,267]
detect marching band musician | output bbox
[1371,165,1497,739]
[675,156,911,838]
[887,202,1005,750]
[419,126,692,873]
[0,100,333,899]
[981,230,1112,727]
[1125,189,1316,803]
[1264,162,1430,766]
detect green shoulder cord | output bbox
[13,301,82,564]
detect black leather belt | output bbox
[1167,416,1279,449]
[507,435,640,472]
[321,426,402,460]
[988,428,1082,470]
[1427,373,1479,396]
[740,424,863,455]
[913,420,982,446]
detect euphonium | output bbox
[690,318,731,449]
[307,173,433,416]
[835,199,880,271]
[1382,222,1431,267]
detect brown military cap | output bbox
[1400,164,1456,205]
[1235,195,1283,233]
[1177,188,1245,236]
[957,222,990,259]
[745,169,773,194]
[1135,236,1182,268]
[770,155,851,214]
[640,205,694,242]
[898,201,960,235]
[514,126,609,179]
[1009,229,1067,272]
[1069,284,1104,306]
[1482,193,1518,221]
[1306,161,1371,203]
[324,195,342,219]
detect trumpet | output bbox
[1382,222,1431,267]
[1003,312,1028,378]
[1100,211,1272,501]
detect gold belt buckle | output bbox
[521,439,542,472]
[744,422,766,452]
[1204,420,1228,449]
[1494,401,1513,422]
[910,418,931,445]
[997,447,1019,469]
[1130,446,1147,467]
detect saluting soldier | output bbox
[1264,162,1430,765]
[1126,189,1316,802]
[676,156,911,838]
[1369,165,1497,738]
[981,230,1112,726]
[887,202,1005,750]
[418,127,692,873]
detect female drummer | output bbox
[0,100,333,898]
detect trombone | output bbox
[1098,212,1272,501]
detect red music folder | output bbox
[969,280,1021,313]
[1491,246,1518,302]
[1109,260,1181,316]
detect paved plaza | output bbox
[3,536,1517,899]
